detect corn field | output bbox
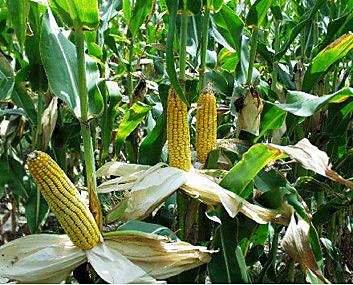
[0,0,353,283]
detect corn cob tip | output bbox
[27,150,41,161]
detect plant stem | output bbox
[246,27,259,86]
[199,5,210,88]
[272,21,281,97]
[177,0,189,241]
[75,26,101,226]
[34,92,44,150]
[127,37,134,105]
[179,0,188,83]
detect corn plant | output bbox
[0,0,353,283]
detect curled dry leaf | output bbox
[268,138,353,188]
[86,242,156,283]
[41,97,58,151]
[282,214,330,284]
[103,231,213,279]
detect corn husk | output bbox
[0,234,86,283]
[97,164,290,225]
[104,231,212,279]
[86,242,156,283]
[0,231,212,284]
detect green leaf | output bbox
[0,54,14,100]
[165,0,189,106]
[213,4,244,52]
[115,102,152,153]
[269,87,353,117]
[26,1,48,92]
[128,0,152,37]
[12,83,37,124]
[209,210,251,283]
[0,108,25,117]
[123,0,132,23]
[220,144,285,197]
[274,0,326,60]
[246,0,273,28]
[117,220,177,239]
[208,0,223,12]
[49,0,99,29]
[254,103,287,143]
[0,155,29,199]
[101,81,122,161]
[40,10,103,119]
[303,32,353,91]
[25,187,49,234]
[139,113,167,165]
[7,0,30,48]
[313,9,353,56]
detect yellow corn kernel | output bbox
[167,88,191,171]
[27,151,100,250]
[196,87,217,163]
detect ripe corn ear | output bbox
[196,87,217,163]
[27,151,100,250]
[167,88,191,171]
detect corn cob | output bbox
[196,87,217,163]
[167,88,191,171]
[27,151,100,250]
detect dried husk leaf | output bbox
[41,97,58,151]
[0,234,86,283]
[182,171,290,225]
[99,164,187,221]
[103,231,212,279]
[237,87,263,136]
[97,162,290,225]
[282,214,330,284]
[268,138,353,188]
[96,161,150,177]
[86,242,156,283]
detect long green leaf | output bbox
[49,0,99,29]
[40,10,103,119]
[246,0,273,28]
[115,102,152,154]
[0,155,29,199]
[313,9,353,56]
[220,144,285,197]
[0,54,14,100]
[213,4,244,52]
[254,103,287,143]
[303,32,353,91]
[128,0,152,37]
[165,0,189,106]
[7,0,29,48]
[274,0,326,60]
[269,87,353,117]
[25,187,49,233]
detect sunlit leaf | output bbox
[115,102,152,154]
[303,32,353,91]
[49,0,99,29]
